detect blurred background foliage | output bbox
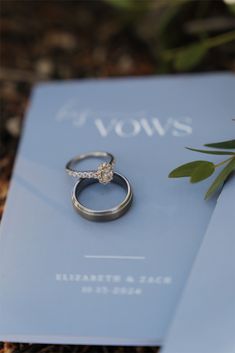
[1,0,235,82]
[0,0,235,352]
[103,0,235,72]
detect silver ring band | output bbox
[66,151,115,184]
[72,172,133,221]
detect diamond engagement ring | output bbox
[66,151,115,184]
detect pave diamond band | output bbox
[67,170,98,179]
[66,151,115,184]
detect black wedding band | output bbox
[72,172,133,222]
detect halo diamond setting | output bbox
[97,162,113,184]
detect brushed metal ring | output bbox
[72,172,133,222]
[66,151,115,184]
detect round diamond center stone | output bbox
[97,163,113,184]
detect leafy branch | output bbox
[162,30,235,71]
[169,139,235,199]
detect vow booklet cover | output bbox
[0,74,234,346]
[161,174,235,353]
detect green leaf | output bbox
[186,147,235,155]
[174,43,207,71]
[204,139,235,150]
[205,158,235,200]
[103,0,147,10]
[103,0,133,9]
[158,2,185,35]
[226,4,235,15]
[169,160,211,178]
[190,162,215,183]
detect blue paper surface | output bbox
[161,174,235,353]
[0,74,234,346]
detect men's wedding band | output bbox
[66,151,115,184]
[72,172,133,222]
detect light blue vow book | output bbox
[0,74,234,346]
[161,174,235,353]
